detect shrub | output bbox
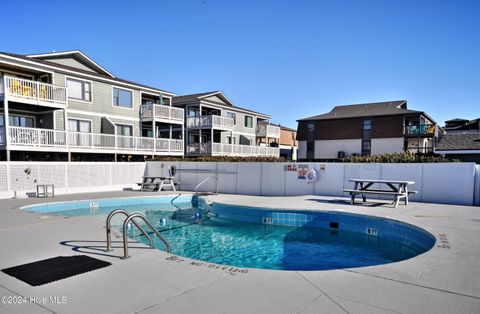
[336,152,458,163]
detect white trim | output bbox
[436,150,480,154]
[66,109,138,122]
[226,111,237,125]
[200,100,271,119]
[0,57,55,76]
[65,75,93,104]
[27,50,116,78]
[232,130,257,136]
[112,85,134,110]
[0,53,176,96]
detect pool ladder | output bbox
[195,176,218,195]
[105,209,171,259]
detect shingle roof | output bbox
[0,51,175,95]
[172,91,220,104]
[297,100,424,121]
[173,91,271,118]
[436,133,480,151]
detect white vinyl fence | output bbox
[146,161,479,206]
[0,162,146,198]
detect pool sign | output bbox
[298,164,309,179]
[283,164,297,172]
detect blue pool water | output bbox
[24,196,435,271]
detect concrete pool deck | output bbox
[0,191,479,313]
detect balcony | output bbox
[186,115,234,130]
[0,76,66,107]
[186,143,280,157]
[0,126,183,155]
[256,124,280,138]
[404,124,437,137]
[140,104,184,124]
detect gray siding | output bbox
[54,72,142,136]
[45,57,98,73]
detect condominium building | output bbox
[297,100,439,161]
[0,50,184,161]
[258,124,298,160]
[173,91,280,157]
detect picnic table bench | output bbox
[138,176,177,192]
[343,179,417,208]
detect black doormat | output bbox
[1,255,111,286]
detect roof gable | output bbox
[27,50,115,78]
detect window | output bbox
[68,119,91,133]
[361,139,371,156]
[67,78,91,102]
[227,112,236,125]
[363,118,371,130]
[8,115,35,128]
[307,123,315,133]
[244,115,253,128]
[188,107,199,117]
[116,124,133,136]
[113,87,133,108]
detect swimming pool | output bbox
[23,195,436,271]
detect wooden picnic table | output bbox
[140,176,176,192]
[343,179,416,208]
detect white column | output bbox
[4,98,10,161]
[152,103,157,158]
[64,108,70,161]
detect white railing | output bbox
[256,124,281,138]
[140,104,184,123]
[8,126,66,147]
[2,126,184,154]
[2,76,67,105]
[187,143,279,157]
[68,132,115,149]
[186,115,234,129]
[156,138,184,153]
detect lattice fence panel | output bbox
[0,164,8,191]
[9,163,66,191]
[111,163,145,185]
[66,163,110,188]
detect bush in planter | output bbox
[337,152,459,163]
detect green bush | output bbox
[336,152,458,163]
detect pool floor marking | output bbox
[437,233,450,249]
[165,256,249,274]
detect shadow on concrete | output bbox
[305,198,388,207]
[60,240,151,259]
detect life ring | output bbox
[306,168,317,183]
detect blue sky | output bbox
[2,0,479,128]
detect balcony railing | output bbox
[140,104,184,123]
[187,143,279,157]
[404,124,436,137]
[256,124,281,138]
[186,115,234,130]
[1,76,67,105]
[1,126,183,154]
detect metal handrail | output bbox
[194,176,218,195]
[122,213,172,259]
[105,209,154,252]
